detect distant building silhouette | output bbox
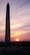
[5,3,10,43]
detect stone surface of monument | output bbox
[5,3,10,43]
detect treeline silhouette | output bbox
[0,41,30,47]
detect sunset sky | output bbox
[0,0,30,42]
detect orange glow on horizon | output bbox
[16,38,19,41]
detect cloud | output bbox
[0,0,30,41]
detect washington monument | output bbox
[5,3,10,43]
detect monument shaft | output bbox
[5,3,10,43]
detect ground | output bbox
[0,42,30,55]
[0,46,30,55]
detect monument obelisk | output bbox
[5,3,10,43]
